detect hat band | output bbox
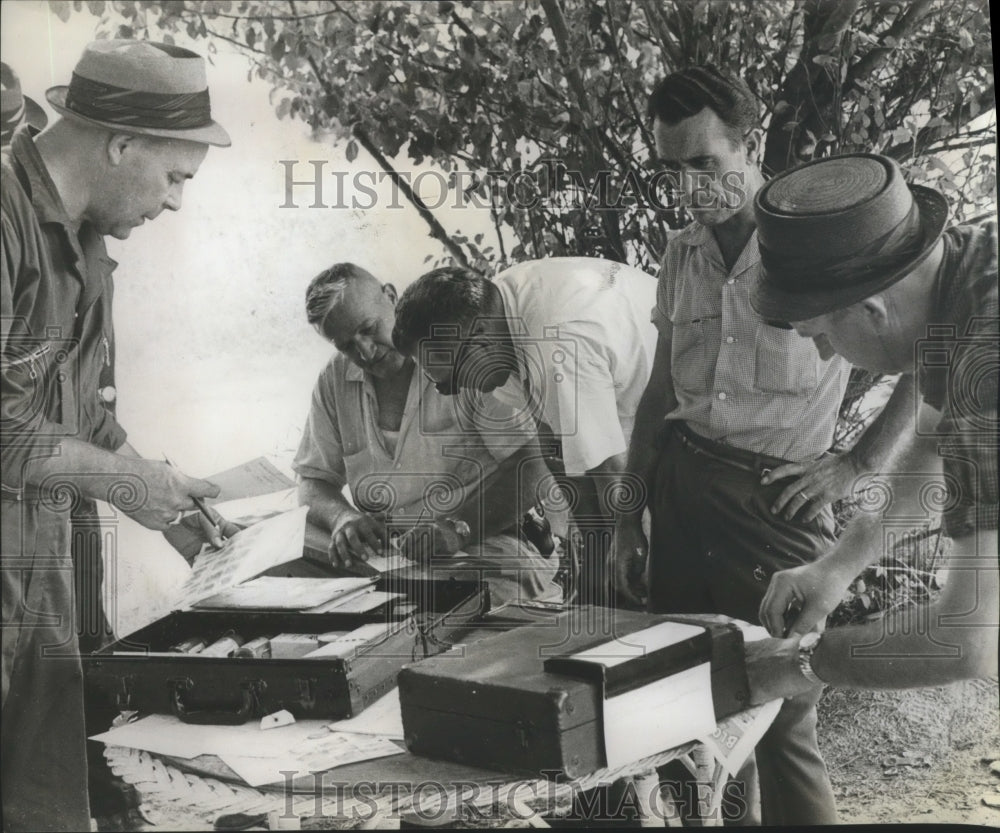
[64,72,212,131]
[759,200,926,294]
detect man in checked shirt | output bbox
[612,67,912,825]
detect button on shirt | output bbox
[653,223,851,462]
[1,128,126,493]
[490,257,658,475]
[293,355,532,519]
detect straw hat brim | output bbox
[46,86,231,147]
[751,184,949,323]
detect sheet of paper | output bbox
[205,457,296,503]
[303,521,415,577]
[310,590,405,614]
[602,661,716,769]
[89,713,328,760]
[175,506,308,608]
[302,622,397,658]
[192,576,374,610]
[221,732,405,787]
[213,487,299,527]
[698,698,783,777]
[351,550,413,577]
[570,621,706,667]
[327,688,404,740]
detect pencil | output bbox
[163,455,228,544]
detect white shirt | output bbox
[490,257,658,475]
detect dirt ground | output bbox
[816,676,1000,826]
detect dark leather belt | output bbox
[669,420,791,478]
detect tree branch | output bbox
[287,0,469,267]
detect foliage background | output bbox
[55,0,997,274]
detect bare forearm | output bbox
[25,438,155,502]
[298,477,358,532]
[812,531,998,688]
[847,373,915,471]
[623,336,676,518]
[824,425,943,578]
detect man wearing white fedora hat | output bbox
[2,39,232,831]
[746,153,997,696]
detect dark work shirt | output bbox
[917,221,998,538]
[1,126,126,495]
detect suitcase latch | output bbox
[515,720,531,749]
[297,677,317,710]
[116,674,136,710]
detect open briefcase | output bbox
[84,519,490,725]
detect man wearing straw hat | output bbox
[746,153,997,696]
[1,39,231,830]
[1,62,49,147]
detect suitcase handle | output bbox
[170,678,261,725]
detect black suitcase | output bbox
[398,607,749,778]
[84,571,488,724]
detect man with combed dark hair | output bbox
[294,263,560,605]
[393,257,658,608]
[611,65,912,825]
[748,153,997,695]
[2,40,231,830]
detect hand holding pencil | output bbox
[162,455,241,555]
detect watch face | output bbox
[800,631,822,650]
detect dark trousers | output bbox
[2,499,91,832]
[648,423,839,826]
[71,501,136,822]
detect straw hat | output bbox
[752,153,948,321]
[45,39,230,147]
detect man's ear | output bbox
[106,132,136,166]
[744,128,764,164]
[861,296,889,325]
[383,283,398,305]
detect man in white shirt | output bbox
[392,257,657,606]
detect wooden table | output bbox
[103,698,780,829]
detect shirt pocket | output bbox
[671,320,710,395]
[753,324,820,395]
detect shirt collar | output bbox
[345,361,366,383]
[680,221,761,277]
[9,125,76,229]
[677,222,714,248]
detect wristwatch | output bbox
[797,631,827,686]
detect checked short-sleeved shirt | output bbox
[653,223,852,462]
[916,221,998,539]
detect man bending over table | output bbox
[293,263,560,604]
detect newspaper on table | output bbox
[697,622,783,776]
